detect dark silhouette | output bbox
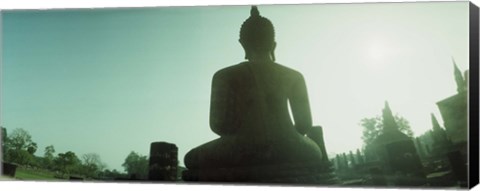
[183,6,329,183]
[2,162,18,177]
[371,102,426,186]
[148,142,178,181]
[435,63,469,187]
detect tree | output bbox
[360,114,413,148]
[26,142,38,155]
[81,153,106,178]
[6,149,32,165]
[8,128,35,151]
[43,145,56,169]
[44,145,55,159]
[122,151,148,179]
[54,151,81,176]
[5,128,38,165]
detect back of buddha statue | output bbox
[184,6,322,172]
[210,61,311,137]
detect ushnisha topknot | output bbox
[240,6,276,60]
[250,5,260,17]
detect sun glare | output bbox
[363,38,398,71]
[367,42,388,61]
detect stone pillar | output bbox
[332,155,339,170]
[349,151,357,167]
[148,142,178,181]
[1,162,17,177]
[335,154,342,170]
[356,149,365,165]
[342,153,349,169]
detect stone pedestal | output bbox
[182,161,339,185]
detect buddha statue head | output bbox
[239,6,276,61]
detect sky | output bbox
[1,2,470,171]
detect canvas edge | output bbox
[0,2,477,190]
[469,1,480,189]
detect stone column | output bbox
[1,162,17,177]
[148,142,178,181]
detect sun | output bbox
[367,42,388,61]
[363,39,398,71]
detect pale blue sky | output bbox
[1,2,469,171]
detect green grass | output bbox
[14,168,58,180]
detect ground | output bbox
[13,167,58,180]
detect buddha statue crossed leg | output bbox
[183,6,329,182]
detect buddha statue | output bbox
[183,6,327,182]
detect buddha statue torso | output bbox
[211,61,300,135]
[184,61,322,169]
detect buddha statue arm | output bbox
[209,72,235,136]
[289,74,313,135]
